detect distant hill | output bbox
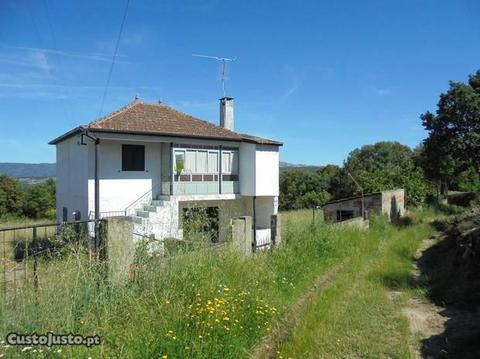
[0,163,56,178]
[0,161,318,178]
[280,161,321,173]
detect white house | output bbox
[49,96,282,243]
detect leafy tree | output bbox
[317,165,356,200]
[23,178,56,219]
[279,170,330,210]
[421,70,480,181]
[456,167,480,192]
[413,142,461,197]
[0,174,25,217]
[344,141,427,206]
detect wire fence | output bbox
[0,214,279,324]
[0,220,101,301]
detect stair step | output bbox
[132,216,143,224]
[136,210,150,218]
[144,205,158,212]
[150,200,166,206]
[155,195,171,201]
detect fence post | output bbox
[271,214,281,247]
[103,217,135,285]
[231,216,252,256]
[2,232,6,300]
[32,227,38,290]
[271,215,277,247]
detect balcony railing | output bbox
[172,171,239,195]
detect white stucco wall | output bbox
[54,130,280,225]
[239,142,256,196]
[239,143,280,196]
[255,145,279,196]
[255,196,278,228]
[87,139,161,214]
[55,135,89,221]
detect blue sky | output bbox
[0,0,479,165]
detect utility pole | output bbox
[347,171,365,219]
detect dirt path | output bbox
[403,214,480,358]
[401,235,447,358]
[250,262,345,359]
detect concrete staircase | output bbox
[131,195,179,240]
[132,198,168,224]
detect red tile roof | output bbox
[49,100,282,146]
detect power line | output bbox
[98,0,131,117]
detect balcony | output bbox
[160,144,240,196]
[171,173,239,195]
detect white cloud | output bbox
[0,50,50,71]
[372,86,392,96]
[0,44,129,64]
[281,64,303,99]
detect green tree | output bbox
[279,170,330,210]
[23,179,56,219]
[456,167,480,192]
[0,174,25,217]
[413,141,461,197]
[317,165,356,200]
[421,70,480,181]
[344,141,427,206]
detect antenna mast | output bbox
[192,54,236,97]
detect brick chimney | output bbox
[219,97,234,131]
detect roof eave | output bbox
[48,127,283,146]
[48,126,84,145]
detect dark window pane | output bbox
[122,145,145,171]
[222,174,239,181]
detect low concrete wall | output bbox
[232,216,253,255]
[332,216,369,230]
[104,216,135,285]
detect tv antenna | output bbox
[192,54,236,97]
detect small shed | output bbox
[323,189,406,223]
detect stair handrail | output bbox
[124,183,162,217]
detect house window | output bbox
[122,145,145,171]
[62,207,68,222]
[222,150,238,174]
[196,150,208,173]
[185,150,196,172]
[173,147,238,181]
[208,151,218,173]
[175,151,185,171]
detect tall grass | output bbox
[0,210,433,358]
[276,215,435,358]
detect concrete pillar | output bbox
[104,217,135,285]
[232,216,252,255]
[271,214,281,246]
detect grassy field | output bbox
[0,209,445,358]
[276,216,435,358]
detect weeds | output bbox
[0,210,438,358]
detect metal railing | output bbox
[124,183,163,217]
